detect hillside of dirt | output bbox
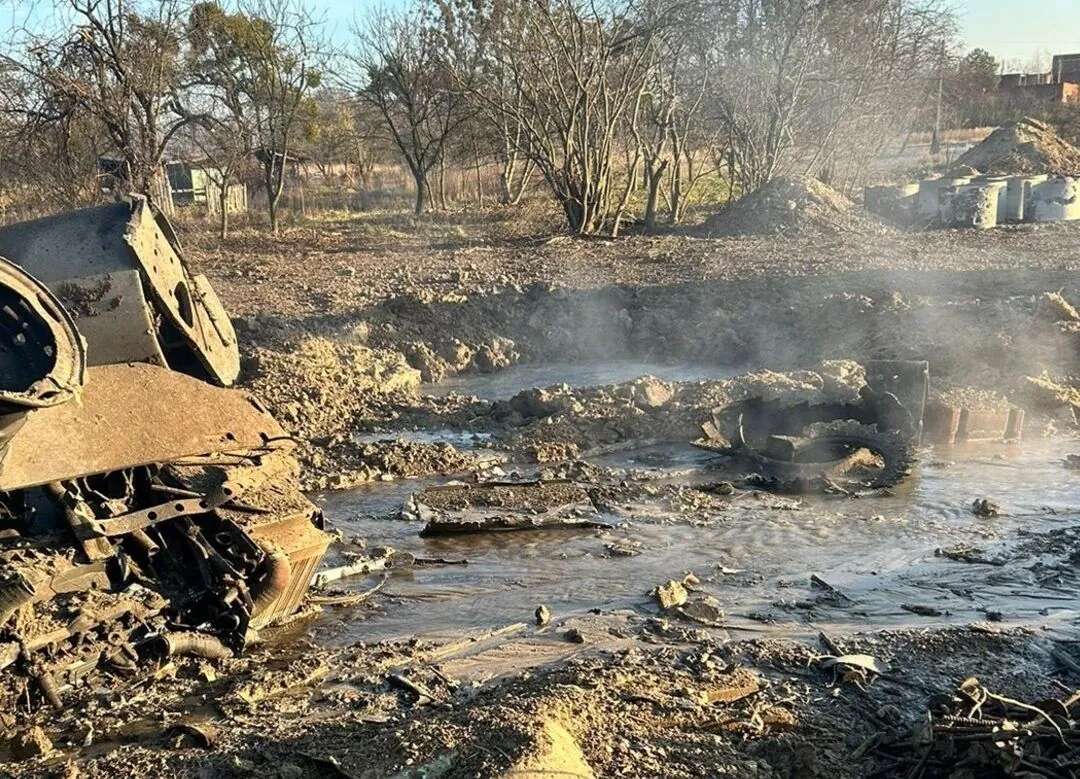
[956,116,1080,175]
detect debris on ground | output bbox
[875,676,1080,777]
[0,197,330,714]
[405,480,610,536]
[700,359,925,492]
[972,497,1002,517]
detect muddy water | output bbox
[430,360,734,400]
[314,435,1079,645]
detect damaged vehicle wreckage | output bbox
[698,360,1022,493]
[0,196,330,711]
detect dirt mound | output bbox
[955,117,1080,175]
[703,176,870,237]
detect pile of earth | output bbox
[702,176,881,237]
[955,117,1080,176]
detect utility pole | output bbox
[930,42,944,156]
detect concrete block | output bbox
[1032,176,1080,222]
[864,183,919,225]
[933,177,974,225]
[973,177,1010,222]
[948,183,1000,229]
[1004,174,1049,222]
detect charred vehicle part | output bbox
[699,360,1020,492]
[0,202,329,713]
[0,196,239,387]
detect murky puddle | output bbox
[430,360,734,400]
[313,435,1079,645]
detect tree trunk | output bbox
[498,157,513,205]
[437,157,447,210]
[473,141,484,208]
[219,183,229,240]
[264,155,285,235]
[643,160,668,234]
[412,169,426,216]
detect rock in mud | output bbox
[971,498,1001,518]
[652,580,689,610]
[471,336,519,373]
[404,341,449,383]
[624,376,674,408]
[678,596,726,626]
[11,726,53,759]
[535,605,552,627]
[564,628,585,644]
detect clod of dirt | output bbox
[535,604,551,627]
[503,714,595,779]
[563,628,585,644]
[652,579,689,610]
[703,175,876,237]
[10,726,52,759]
[955,117,1080,176]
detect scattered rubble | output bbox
[876,676,1080,777]
[972,497,1002,517]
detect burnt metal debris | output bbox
[0,196,330,713]
[700,360,1024,493]
[874,676,1080,777]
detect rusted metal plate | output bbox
[0,363,287,490]
[0,257,85,411]
[247,508,331,624]
[188,273,239,385]
[923,401,1024,445]
[0,198,239,386]
[51,271,166,368]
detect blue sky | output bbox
[959,0,1080,67]
[307,0,1080,65]
[4,0,1079,68]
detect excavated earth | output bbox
[3,211,1080,777]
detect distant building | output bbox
[165,161,247,215]
[1052,53,1080,83]
[999,52,1080,104]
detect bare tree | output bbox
[703,0,954,197]
[351,4,472,216]
[632,1,710,231]
[186,1,259,238]
[3,0,194,200]
[450,0,662,235]
[189,0,319,234]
